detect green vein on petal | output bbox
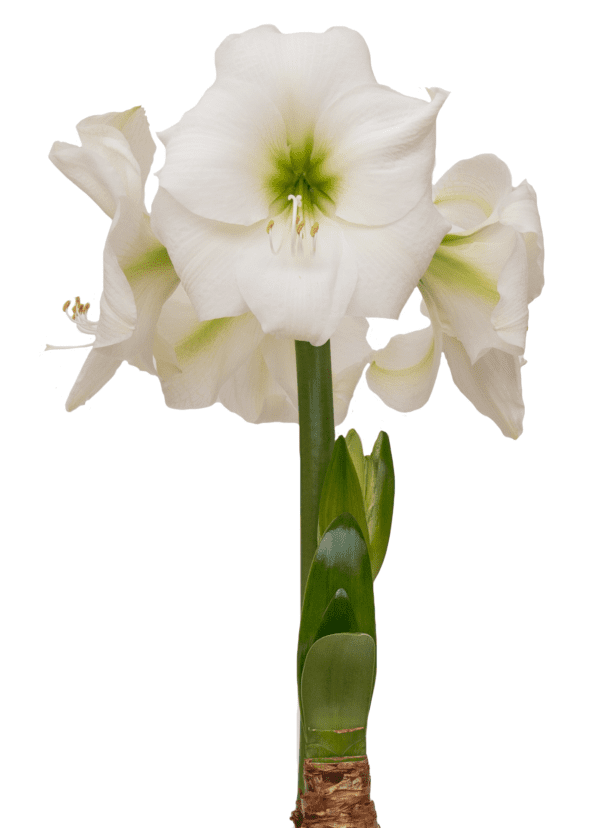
[124,245,174,282]
[426,247,499,304]
[174,317,237,364]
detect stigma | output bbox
[266,194,319,257]
[63,296,98,336]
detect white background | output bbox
[2,1,598,826]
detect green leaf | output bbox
[314,588,359,641]
[297,514,376,721]
[364,431,395,580]
[345,429,366,498]
[301,632,376,758]
[317,436,370,554]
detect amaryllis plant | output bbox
[48,25,544,828]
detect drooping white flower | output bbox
[151,25,450,347]
[48,107,179,410]
[154,285,373,425]
[367,154,544,438]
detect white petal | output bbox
[65,345,123,411]
[214,26,377,130]
[235,218,357,346]
[64,245,179,409]
[156,290,264,409]
[122,246,180,373]
[49,140,121,218]
[344,195,451,319]
[150,187,250,321]
[219,344,298,424]
[317,86,448,226]
[433,154,513,233]
[77,106,155,201]
[422,222,525,363]
[499,179,544,303]
[257,316,373,425]
[366,321,442,412]
[157,79,287,225]
[329,317,374,425]
[443,335,525,439]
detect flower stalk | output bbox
[295,339,336,796]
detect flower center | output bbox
[266,194,320,257]
[265,135,340,220]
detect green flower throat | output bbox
[266,135,340,221]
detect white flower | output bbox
[154,285,373,425]
[366,154,544,438]
[48,107,179,410]
[151,25,450,347]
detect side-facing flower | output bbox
[48,107,179,410]
[366,154,544,438]
[151,25,450,347]
[153,285,373,425]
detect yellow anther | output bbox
[63,300,71,312]
[266,220,274,234]
[296,220,305,235]
[75,296,81,305]
[83,303,90,313]
[310,222,320,238]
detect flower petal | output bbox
[157,79,287,225]
[343,195,451,319]
[49,107,155,218]
[258,316,373,425]
[150,187,250,321]
[219,344,298,424]
[214,26,377,127]
[155,290,264,410]
[498,179,544,303]
[442,334,525,439]
[235,218,358,346]
[366,320,442,412]
[319,86,448,226]
[422,222,526,364]
[329,317,374,425]
[65,345,123,412]
[433,154,513,233]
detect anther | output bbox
[63,300,71,312]
[310,222,319,238]
[297,221,305,235]
[266,220,274,234]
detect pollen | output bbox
[266,220,274,234]
[62,295,98,336]
[310,222,319,238]
[296,220,305,235]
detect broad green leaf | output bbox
[364,431,395,579]
[318,436,370,554]
[297,514,376,717]
[301,632,375,758]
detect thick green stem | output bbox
[295,339,335,797]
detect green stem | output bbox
[295,339,335,797]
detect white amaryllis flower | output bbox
[48,107,179,410]
[154,285,373,424]
[151,25,450,347]
[367,154,544,438]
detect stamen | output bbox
[288,194,302,254]
[62,296,98,336]
[296,220,305,235]
[266,220,274,234]
[310,222,319,254]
